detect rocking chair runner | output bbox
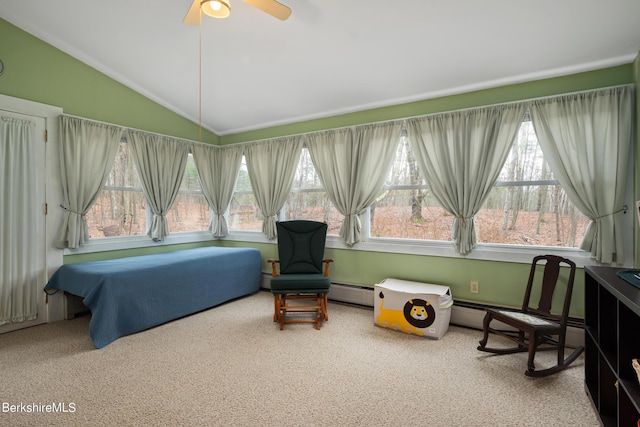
[477,254,584,377]
[268,220,333,330]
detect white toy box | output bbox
[374,278,453,339]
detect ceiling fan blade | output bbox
[183,0,202,26]
[243,0,292,21]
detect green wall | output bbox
[0,19,217,144]
[2,17,638,318]
[214,239,582,311]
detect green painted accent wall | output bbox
[3,17,637,319]
[214,239,586,317]
[0,18,217,144]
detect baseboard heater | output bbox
[261,275,584,348]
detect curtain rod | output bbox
[62,83,633,148]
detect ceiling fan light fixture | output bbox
[201,0,230,19]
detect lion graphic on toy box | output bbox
[375,291,436,336]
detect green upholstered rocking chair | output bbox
[268,220,333,330]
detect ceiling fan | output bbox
[183,0,292,25]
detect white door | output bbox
[0,110,47,333]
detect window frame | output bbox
[223,121,634,269]
[68,103,634,269]
[66,146,213,255]
[280,147,341,233]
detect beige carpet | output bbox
[1,290,599,426]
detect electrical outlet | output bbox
[470,280,479,294]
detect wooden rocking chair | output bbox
[477,254,584,377]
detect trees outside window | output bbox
[89,120,588,250]
[228,150,342,234]
[85,144,209,238]
[85,141,146,238]
[165,153,210,233]
[283,148,341,234]
[228,156,262,231]
[370,120,588,247]
[370,133,452,240]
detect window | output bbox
[165,153,210,233]
[223,112,620,264]
[283,148,341,234]
[370,121,588,248]
[85,143,209,239]
[227,150,342,235]
[86,141,147,238]
[477,120,588,247]
[370,133,452,241]
[228,156,262,231]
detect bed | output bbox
[45,246,262,348]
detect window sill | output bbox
[63,231,216,255]
[65,229,612,269]
[356,238,598,268]
[224,231,602,268]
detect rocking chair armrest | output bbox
[267,259,280,277]
[322,259,334,277]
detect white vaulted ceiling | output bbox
[2,0,639,135]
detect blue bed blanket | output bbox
[45,247,262,348]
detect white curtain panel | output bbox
[244,136,303,240]
[408,103,526,255]
[530,86,633,264]
[0,117,38,324]
[55,116,122,248]
[191,143,242,237]
[126,130,190,241]
[307,122,403,245]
